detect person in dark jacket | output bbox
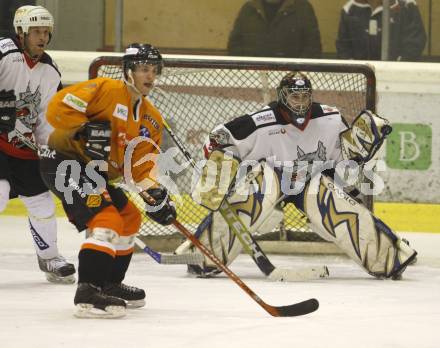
[227,0,322,58]
[0,0,35,37]
[336,0,426,61]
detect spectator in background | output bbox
[336,0,427,61]
[227,0,321,58]
[0,0,35,37]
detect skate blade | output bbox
[74,304,126,319]
[126,299,146,308]
[45,273,76,284]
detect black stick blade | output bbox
[271,298,319,317]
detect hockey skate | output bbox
[74,283,126,318]
[103,283,146,308]
[37,255,76,284]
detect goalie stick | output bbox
[219,201,329,281]
[171,218,319,317]
[160,116,328,281]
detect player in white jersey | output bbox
[179,71,417,280]
[0,5,75,283]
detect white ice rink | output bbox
[1,216,439,348]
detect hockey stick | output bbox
[13,128,39,151]
[160,117,328,280]
[134,237,204,264]
[219,201,329,281]
[171,218,319,317]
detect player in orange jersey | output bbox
[40,43,176,318]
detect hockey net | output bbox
[89,56,376,252]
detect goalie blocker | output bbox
[181,149,417,280]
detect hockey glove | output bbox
[75,121,112,160]
[0,90,16,133]
[141,187,177,225]
[340,110,392,164]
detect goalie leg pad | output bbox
[303,175,417,279]
[185,212,243,277]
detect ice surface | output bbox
[0,216,439,348]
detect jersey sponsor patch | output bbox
[0,38,17,53]
[268,128,287,136]
[62,93,87,113]
[320,105,339,114]
[86,194,102,208]
[113,103,128,121]
[251,110,276,126]
[143,114,159,129]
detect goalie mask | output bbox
[13,6,54,35]
[277,72,312,128]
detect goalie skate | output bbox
[387,238,418,280]
[103,283,146,308]
[74,283,126,319]
[37,255,76,284]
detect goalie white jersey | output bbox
[206,102,348,166]
[0,36,62,159]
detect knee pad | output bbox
[115,234,136,256]
[83,227,119,257]
[0,179,11,212]
[89,228,119,243]
[20,191,55,219]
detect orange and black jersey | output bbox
[46,77,164,185]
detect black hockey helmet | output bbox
[277,72,313,126]
[122,43,163,80]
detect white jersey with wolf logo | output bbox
[0,36,61,159]
[205,101,347,167]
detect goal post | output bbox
[88,55,376,253]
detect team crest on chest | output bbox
[15,83,41,127]
[9,83,42,146]
[296,141,327,162]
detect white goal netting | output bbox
[89,56,376,251]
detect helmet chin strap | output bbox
[125,69,144,98]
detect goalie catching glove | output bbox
[340,110,392,163]
[0,89,16,133]
[140,186,177,225]
[74,121,111,160]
